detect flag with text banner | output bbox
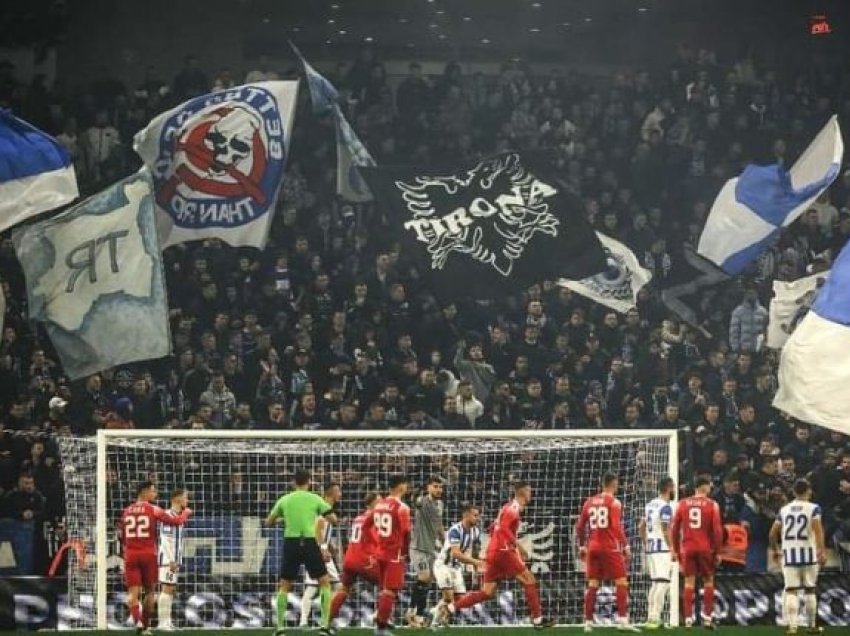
[133,81,298,249]
[363,152,606,298]
[12,171,170,380]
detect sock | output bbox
[158,591,173,626]
[615,585,628,619]
[330,590,348,621]
[377,591,395,627]
[683,587,695,622]
[805,593,817,627]
[584,587,598,621]
[784,591,799,629]
[300,586,317,626]
[703,585,715,620]
[413,580,430,616]
[453,590,491,611]
[647,583,659,622]
[524,583,542,620]
[141,603,150,629]
[130,603,143,626]
[319,585,332,627]
[657,582,670,620]
[276,590,288,630]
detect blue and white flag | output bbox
[290,41,338,114]
[0,110,78,234]
[334,104,376,202]
[12,171,170,380]
[774,240,850,434]
[558,232,652,313]
[698,115,843,275]
[133,81,299,249]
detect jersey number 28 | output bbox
[125,515,150,539]
[588,506,609,529]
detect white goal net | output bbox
[57,430,677,630]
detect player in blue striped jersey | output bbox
[300,482,342,628]
[430,503,483,626]
[157,488,189,631]
[638,477,675,629]
[769,479,826,635]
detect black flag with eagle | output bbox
[362,152,606,298]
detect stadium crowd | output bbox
[1,44,850,575]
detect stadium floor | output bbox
[37,628,850,636]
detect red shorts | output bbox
[376,557,406,591]
[680,551,715,578]
[341,553,379,587]
[124,551,158,590]
[483,548,526,583]
[585,549,627,581]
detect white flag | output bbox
[134,81,299,249]
[774,241,850,435]
[12,171,170,380]
[557,232,652,313]
[766,272,828,349]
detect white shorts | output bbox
[433,561,466,593]
[305,559,340,585]
[783,565,819,589]
[646,552,672,582]
[159,566,179,586]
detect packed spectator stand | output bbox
[1,45,850,577]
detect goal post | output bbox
[57,429,678,630]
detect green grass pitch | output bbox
[29,627,850,636]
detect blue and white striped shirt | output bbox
[779,500,821,567]
[159,509,185,566]
[438,521,480,567]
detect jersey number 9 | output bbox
[125,515,150,539]
[374,512,393,538]
[688,507,702,529]
[588,506,609,529]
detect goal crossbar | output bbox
[89,429,678,629]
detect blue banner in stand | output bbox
[0,519,35,575]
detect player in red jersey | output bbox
[670,476,723,629]
[440,481,554,630]
[325,492,380,634]
[119,481,191,635]
[575,472,639,632]
[372,475,412,636]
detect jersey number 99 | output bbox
[374,512,393,538]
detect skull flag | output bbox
[362,153,606,298]
[133,81,299,249]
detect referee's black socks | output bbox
[413,580,431,616]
